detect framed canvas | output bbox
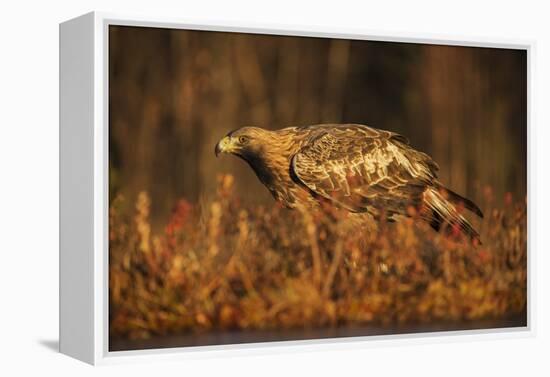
[59,12,534,365]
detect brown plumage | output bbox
[215,124,483,242]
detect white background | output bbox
[0,0,548,375]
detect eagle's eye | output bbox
[238,136,249,144]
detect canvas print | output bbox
[108,25,527,351]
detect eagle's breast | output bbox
[243,138,304,208]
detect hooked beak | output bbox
[215,136,233,157]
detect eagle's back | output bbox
[288,124,438,219]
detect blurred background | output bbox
[109,25,527,227]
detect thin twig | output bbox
[304,213,323,290]
[323,240,343,298]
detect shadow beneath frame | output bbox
[38,339,59,353]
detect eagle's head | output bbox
[214,127,269,159]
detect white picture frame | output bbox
[59,11,535,365]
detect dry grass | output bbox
[109,175,527,340]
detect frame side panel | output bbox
[59,13,95,365]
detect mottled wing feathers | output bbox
[291,124,439,217]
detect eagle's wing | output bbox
[290,125,439,217]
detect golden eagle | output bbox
[215,124,483,242]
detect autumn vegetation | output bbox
[109,174,527,342]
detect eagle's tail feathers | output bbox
[437,185,484,218]
[423,188,481,244]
